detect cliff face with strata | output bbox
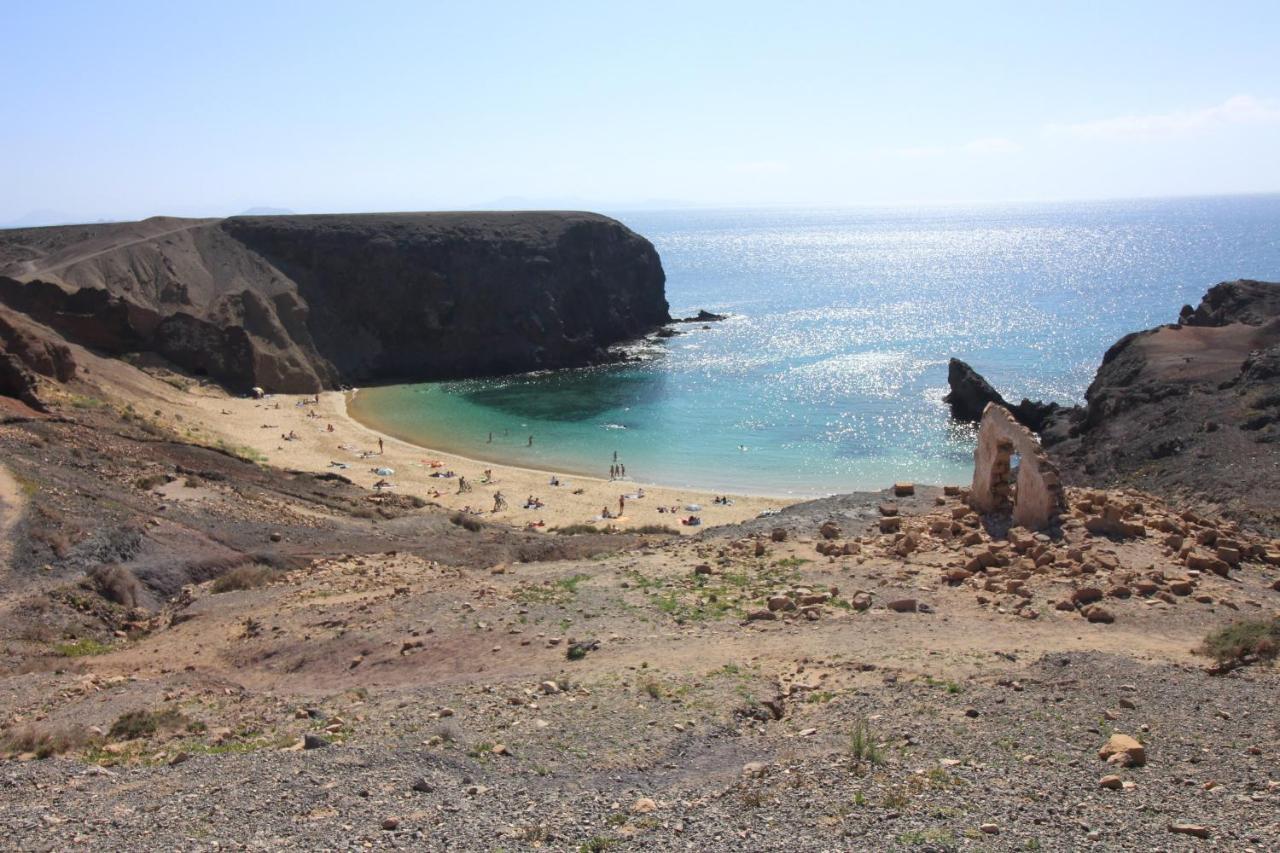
[0,212,669,393]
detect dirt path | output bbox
[30,221,209,277]
[0,462,24,581]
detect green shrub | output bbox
[849,716,885,768]
[54,638,112,657]
[1200,618,1280,663]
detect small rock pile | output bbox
[803,486,1279,623]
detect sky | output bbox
[4,0,1280,223]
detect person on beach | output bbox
[618,495,625,516]
[457,476,470,494]
[493,491,506,512]
[621,463,626,477]
[378,437,384,454]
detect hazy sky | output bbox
[5,1,1280,222]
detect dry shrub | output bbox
[450,512,483,532]
[89,564,142,609]
[108,708,187,740]
[211,564,280,594]
[1,725,94,758]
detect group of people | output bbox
[608,462,627,479]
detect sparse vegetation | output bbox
[554,523,612,535]
[135,473,168,491]
[88,563,143,608]
[897,828,957,847]
[109,708,189,741]
[212,439,266,464]
[450,512,484,532]
[848,716,885,769]
[0,725,95,759]
[1200,618,1279,664]
[211,564,281,594]
[54,637,113,657]
[631,524,680,535]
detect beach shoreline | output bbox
[345,385,836,502]
[149,381,790,535]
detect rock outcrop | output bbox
[943,358,1061,432]
[0,307,76,411]
[956,280,1280,534]
[0,212,669,393]
[1053,281,1280,532]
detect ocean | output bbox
[349,195,1280,497]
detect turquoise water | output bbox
[351,196,1280,497]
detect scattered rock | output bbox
[1167,823,1210,839]
[1098,734,1145,767]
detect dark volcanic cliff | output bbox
[0,212,669,393]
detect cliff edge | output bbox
[0,211,669,393]
[948,280,1280,533]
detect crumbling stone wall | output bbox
[969,403,1065,530]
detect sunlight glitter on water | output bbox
[351,197,1280,496]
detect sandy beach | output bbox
[144,379,786,533]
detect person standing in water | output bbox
[528,435,533,447]
[487,432,492,444]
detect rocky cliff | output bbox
[948,280,1280,533]
[0,212,669,394]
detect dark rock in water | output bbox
[943,358,1062,432]
[0,212,669,394]
[674,309,727,323]
[943,358,1007,421]
[655,327,681,338]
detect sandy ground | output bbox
[0,463,22,580]
[106,369,786,532]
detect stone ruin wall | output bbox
[969,402,1066,530]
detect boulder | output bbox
[1098,734,1145,767]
